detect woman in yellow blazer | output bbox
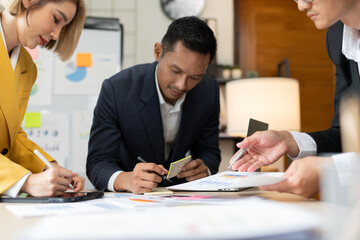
[0,0,86,196]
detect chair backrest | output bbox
[225,77,301,137]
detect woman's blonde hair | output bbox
[1,0,86,61]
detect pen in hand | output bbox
[137,156,172,183]
[228,147,249,169]
[34,149,74,190]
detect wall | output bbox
[235,0,334,135]
[84,0,234,68]
[0,1,235,175]
[84,0,236,172]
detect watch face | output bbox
[160,0,205,20]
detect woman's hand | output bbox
[21,167,77,196]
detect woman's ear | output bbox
[21,0,32,9]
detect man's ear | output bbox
[154,42,163,61]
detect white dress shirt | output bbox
[342,24,360,75]
[1,17,31,197]
[107,65,186,191]
[289,131,317,159]
[290,24,360,184]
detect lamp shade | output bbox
[225,78,301,137]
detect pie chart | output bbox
[65,62,87,82]
[30,83,38,96]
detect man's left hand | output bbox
[177,159,209,181]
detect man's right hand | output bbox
[230,130,300,172]
[21,168,77,196]
[115,163,168,194]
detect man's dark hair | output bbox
[161,16,217,63]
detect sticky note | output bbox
[24,112,42,128]
[76,53,92,67]
[166,155,192,179]
[171,195,210,200]
[144,189,173,196]
[24,47,39,60]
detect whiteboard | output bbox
[25,17,123,188]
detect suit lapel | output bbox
[139,62,165,164]
[0,32,20,147]
[350,60,360,84]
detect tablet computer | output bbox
[0,191,104,203]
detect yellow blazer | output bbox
[0,30,54,193]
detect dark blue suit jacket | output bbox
[308,21,360,153]
[86,62,221,191]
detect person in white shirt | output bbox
[230,0,360,198]
[0,0,86,197]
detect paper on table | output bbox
[166,155,192,179]
[16,197,321,240]
[5,200,126,218]
[167,171,285,191]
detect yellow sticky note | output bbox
[76,53,92,67]
[25,112,42,128]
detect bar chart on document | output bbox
[167,171,285,191]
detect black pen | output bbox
[137,156,172,183]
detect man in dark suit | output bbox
[229,0,360,197]
[86,16,220,194]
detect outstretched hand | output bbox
[230,130,299,172]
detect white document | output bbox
[54,54,117,95]
[71,110,93,173]
[167,171,285,191]
[103,193,251,209]
[166,155,192,179]
[23,113,70,166]
[16,198,321,240]
[5,199,127,218]
[27,47,53,106]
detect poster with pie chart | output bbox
[54,54,118,95]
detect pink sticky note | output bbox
[171,195,211,200]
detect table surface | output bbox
[0,188,325,240]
